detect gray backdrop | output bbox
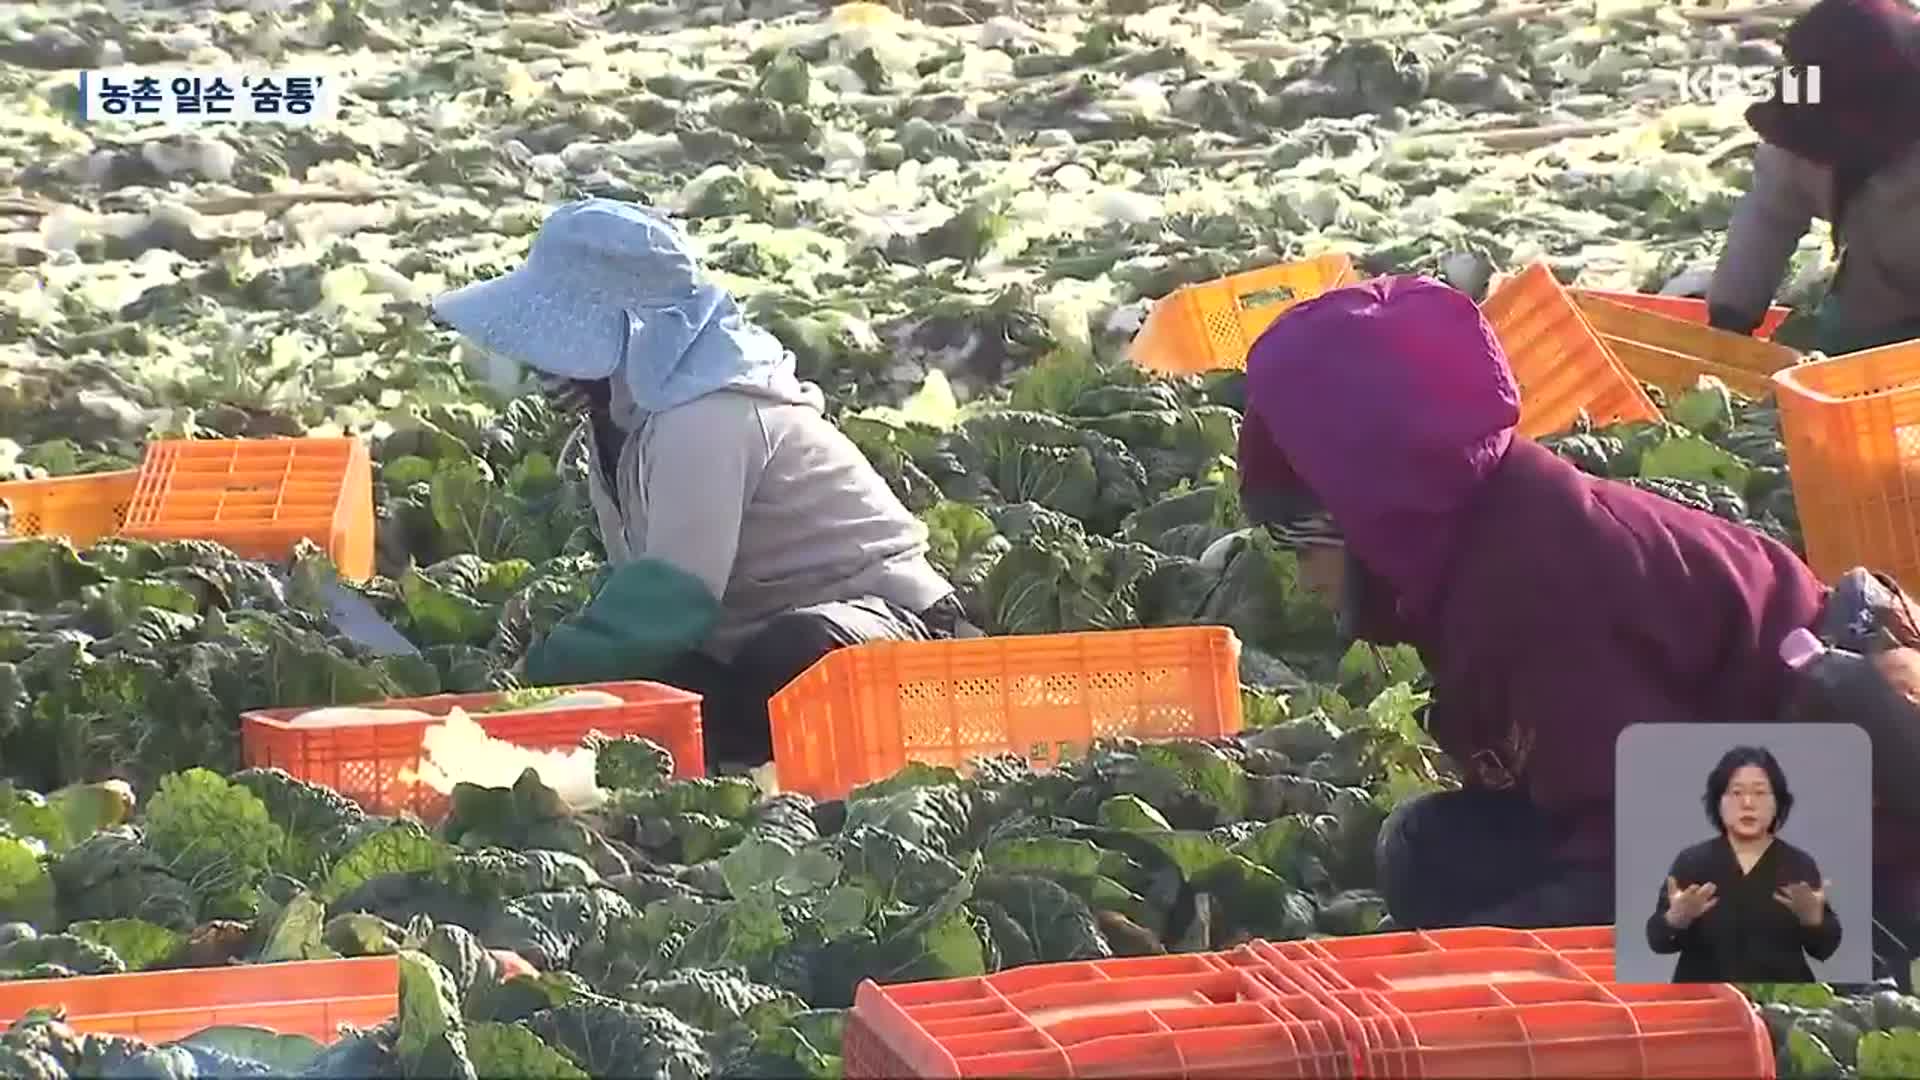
[1613,723,1872,984]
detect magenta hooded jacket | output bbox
[1235,276,1916,879]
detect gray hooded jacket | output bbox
[580,383,954,663]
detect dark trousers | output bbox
[1876,878,1920,992]
[1375,788,1613,931]
[1379,788,1918,989]
[664,595,972,769]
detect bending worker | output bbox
[432,198,973,769]
[1235,274,1919,982]
[1707,0,1920,354]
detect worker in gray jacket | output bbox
[1707,0,1920,356]
[433,198,973,767]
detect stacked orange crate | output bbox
[1244,928,1772,1078]
[848,927,1775,1079]
[844,951,1356,1078]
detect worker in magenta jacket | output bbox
[1236,275,1918,982]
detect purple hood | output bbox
[1241,275,1521,623]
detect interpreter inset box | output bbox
[1614,722,1872,985]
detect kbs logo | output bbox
[1676,64,1822,106]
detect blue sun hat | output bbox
[431,198,796,416]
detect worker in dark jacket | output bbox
[1707,0,1920,355]
[1235,275,1919,982]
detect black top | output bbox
[1646,835,1842,983]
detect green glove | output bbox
[522,558,720,687]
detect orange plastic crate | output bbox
[1572,293,1804,400]
[768,627,1242,800]
[0,956,398,1044]
[0,469,140,547]
[1250,927,1618,990]
[1773,340,1920,589]
[845,951,1357,1079]
[847,932,1772,1080]
[1129,254,1360,375]
[1340,979,1771,1080]
[1572,290,1792,341]
[1243,930,1612,1000]
[121,438,375,581]
[1482,264,1661,440]
[1238,930,1772,1080]
[241,681,704,818]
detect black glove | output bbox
[1707,304,1763,336]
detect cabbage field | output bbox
[2,0,1919,1076]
